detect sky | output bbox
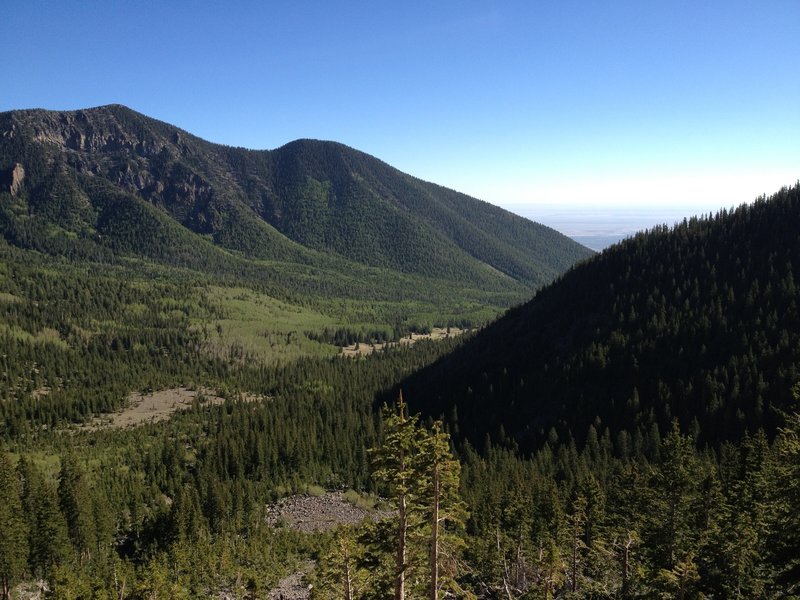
[3,1,800,240]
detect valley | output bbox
[0,106,798,598]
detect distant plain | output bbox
[512,203,729,250]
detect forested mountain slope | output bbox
[8,103,800,598]
[404,184,800,450]
[0,104,590,289]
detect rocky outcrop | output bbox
[24,107,169,156]
[265,491,392,533]
[5,162,25,196]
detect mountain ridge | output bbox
[0,104,591,291]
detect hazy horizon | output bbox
[508,202,744,251]
[4,1,799,226]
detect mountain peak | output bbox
[0,105,591,291]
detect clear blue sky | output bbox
[4,1,799,216]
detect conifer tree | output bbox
[646,422,699,572]
[58,454,96,565]
[371,391,427,600]
[566,493,587,593]
[17,457,70,578]
[421,421,468,600]
[369,398,470,599]
[314,528,368,600]
[0,450,27,600]
[770,388,800,592]
[658,554,700,600]
[169,484,207,545]
[614,531,639,599]
[539,539,564,600]
[500,491,532,594]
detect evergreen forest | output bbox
[0,106,798,598]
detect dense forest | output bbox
[1,371,799,598]
[404,184,800,453]
[0,105,799,598]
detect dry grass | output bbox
[339,326,467,357]
[76,387,248,431]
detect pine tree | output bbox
[17,457,70,578]
[58,454,96,565]
[539,538,565,600]
[770,388,800,593]
[168,484,207,545]
[614,530,639,599]
[314,528,369,600]
[0,450,28,600]
[370,391,427,600]
[566,493,587,593]
[646,422,700,572]
[499,491,533,595]
[658,554,700,600]
[421,421,468,600]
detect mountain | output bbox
[403,184,800,450]
[2,107,799,597]
[0,104,591,294]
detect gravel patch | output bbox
[266,491,392,533]
[268,563,314,600]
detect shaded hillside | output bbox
[0,104,590,290]
[403,184,800,450]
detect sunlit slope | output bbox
[0,104,591,292]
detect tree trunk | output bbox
[344,559,353,600]
[342,539,354,600]
[496,529,515,600]
[396,455,407,600]
[430,461,440,600]
[571,526,578,593]
[621,535,631,597]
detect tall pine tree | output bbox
[770,388,800,593]
[421,421,468,600]
[371,392,428,600]
[58,454,96,565]
[17,457,70,579]
[0,450,27,600]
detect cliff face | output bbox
[1,105,264,239]
[28,107,166,154]
[4,163,25,196]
